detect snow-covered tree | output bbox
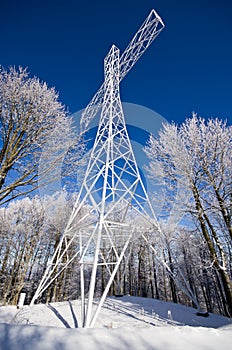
[0,66,84,205]
[0,191,82,304]
[145,114,232,316]
[0,196,45,304]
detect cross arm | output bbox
[80,9,165,133]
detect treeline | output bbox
[145,115,232,317]
[0,188,231,317]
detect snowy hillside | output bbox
[0,296,231,350]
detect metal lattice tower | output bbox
[31,9,165,327]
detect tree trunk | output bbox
[192,184,232,317]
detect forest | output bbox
[0,67,231,318]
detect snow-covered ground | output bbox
[0,296,231,349]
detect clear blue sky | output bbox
[1,0,232,125]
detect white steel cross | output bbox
[30,9,182,328]
[80,9,164,133]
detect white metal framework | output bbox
[31,9,166,327]
[80,9,164,133]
